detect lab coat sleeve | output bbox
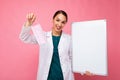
[19,26,38,44]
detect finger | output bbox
[85,71,94,76]
[31,15,36,22]
[30,13,34,19]
[90,73,95,76]
[85,71,92,76]
[27,13,31,20]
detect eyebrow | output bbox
[56,17,66,22]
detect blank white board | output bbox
[72,19,107,76]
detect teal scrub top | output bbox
[47,35,64,80]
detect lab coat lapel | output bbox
[58,32,65,53]
[47,31,65,50]
[46,31,53,51]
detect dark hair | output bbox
[53,10,68,22]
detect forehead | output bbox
[54,14,67,21]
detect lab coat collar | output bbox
[46,31,66,52]
[46,31,66,38]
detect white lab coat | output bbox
[19,26,74,80]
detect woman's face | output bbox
[52,13,67,33]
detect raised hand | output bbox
[24,13,36,27]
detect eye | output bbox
[56,19,60,22]
[62,21,66,24]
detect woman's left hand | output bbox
[84,71,94,76]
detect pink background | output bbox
[0,0,120,80]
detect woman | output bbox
[19,10,93,80]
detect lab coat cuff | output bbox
[22,25,31,32]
